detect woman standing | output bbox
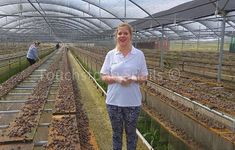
[100,22,148,150]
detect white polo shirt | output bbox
[100,46,148,107]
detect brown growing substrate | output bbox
[144,85,235,143]
[6,56,60,138]
[148,70,235,116]
[54,52,76,114]
[0,58,45,97]
[51,50,95,149]
[46,115,81,150]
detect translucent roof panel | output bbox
[82,0,192,20]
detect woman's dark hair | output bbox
[34,41,40,45]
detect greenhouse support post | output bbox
[160,26,164,69]
[217,15,226,82]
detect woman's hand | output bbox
[128,75,147,84]
[115,76,132,86]
[101,75,132,86]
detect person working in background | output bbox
[56,43,60,49]
[26,41,40,65]
[100,22,148,150]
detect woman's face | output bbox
[116,26,131,47]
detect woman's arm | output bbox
[101,74,116,84]
[130,75,148,84]
[101,74,134,86]
[101,74,147,85]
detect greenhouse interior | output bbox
[0,0,235,150]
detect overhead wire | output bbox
[27,0,59,40]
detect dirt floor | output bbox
[68,51,149,150]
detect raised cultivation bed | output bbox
[53,51,76,115]
[0,54,60,143]
[46,115,81,150]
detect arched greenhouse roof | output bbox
[0,0,234,42]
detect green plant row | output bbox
[73,52,108,92]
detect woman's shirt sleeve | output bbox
[100,52,111,75]
[139,52,148,76]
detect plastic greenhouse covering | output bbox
[0,0,234,42]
